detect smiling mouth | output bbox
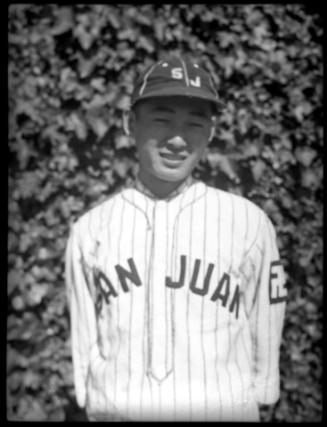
[160,152,187,162]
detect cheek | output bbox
[136,138,159,164]
[189,139,208,158]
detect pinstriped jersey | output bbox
[65,180,287,421]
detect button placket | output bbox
[147,201,173,383]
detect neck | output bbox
[138,172,186,199]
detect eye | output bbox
[189,122,204,128]
[154,117,170,123]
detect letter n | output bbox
[115,258,142,292]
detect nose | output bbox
[166,135,187,152]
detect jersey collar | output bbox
[120,179,207,227]
[133,175,195,201]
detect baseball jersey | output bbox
[65,179,287,421]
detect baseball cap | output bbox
[130,56,224,113]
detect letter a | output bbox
[94,268,118,306]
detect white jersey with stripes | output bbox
[65,179,287,421]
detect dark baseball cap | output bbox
[130,56,224,113]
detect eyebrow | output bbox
[151,106,210,119]
[189,110,210,119]
[152,106,175,114]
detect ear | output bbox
[122,110,131,136]
[123,110,136,136]
[209,126,215,142]
[209,117,216,142]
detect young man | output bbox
[65,56,288,421]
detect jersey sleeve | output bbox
[244,211,287,405]
[65,222,98,408]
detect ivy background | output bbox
[8,4,323,421]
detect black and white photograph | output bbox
[8,4,323,422]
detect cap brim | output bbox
[132,87,225,113]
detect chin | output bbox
[157,168,190,183]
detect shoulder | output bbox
[204,183,267,220]
[203,183,274,250]
[73,189,125,238]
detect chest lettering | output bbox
[93,255,240,319]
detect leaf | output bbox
[74,25,94,50]
[138,35,154,53]
[41,125,68,145]
[295,147,317,167]
[244,143,260,158]
[87,93,109,109]
[260,39,277,52]
[301,169,320,189]
[38,247,51,260]
[48,408,65,421]
[59,68,78,94]
[115,134,132,149]
[113,159,129,178]
[279,194,293,210]
[116,95,130,110]
[7,372,22,392]
[8,231,18,252]
[135,10,152,26]
[7,345,29,373]
[24,371,42,390]
[284,378,299,390]
[154,19,165,41]
[294,102,313,122]
[15,138,35,169]
[107,10,120,29]
[78,57,96,79]
[51,6,74,36]
[219,31,236,48]
[8,270,22,295]
[11,296,25,311]
[305,323,321,339]
[279,149,295,165]
[18,398,48,421]
[119,48,135,62]
[27,283,49,307]
[91,78,106,92]
[207,153,240,183]
[9,312,45,342]
[70,113,88,140]
[89,117,109,139]
[14,99,39,123]
[36,181,56,203]
[251,159,266,182]
[117,29,135,41]
[222,56,235,78]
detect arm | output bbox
[65,222,98,408]
[245,212,287,405]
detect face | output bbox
[129,96,215,190]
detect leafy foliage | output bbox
[8,4,323,422]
